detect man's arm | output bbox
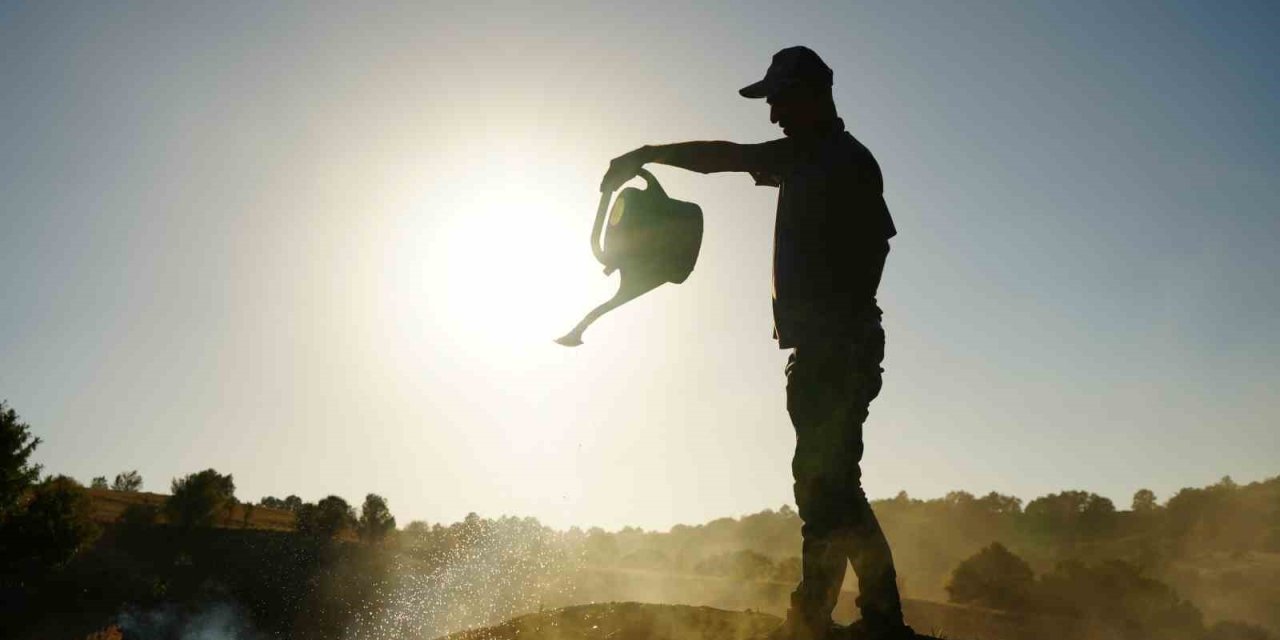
[600,140,790,192]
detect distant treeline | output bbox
[547,475,1280,638]
[558,477,1279,576]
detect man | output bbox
[600,47,913,640]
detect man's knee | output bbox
[794,474,870,535]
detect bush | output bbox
[1037,559,1204,640]
[946,542,1035,611]
[3,475,100,569]
[165,469,236,530]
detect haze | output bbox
[2,1,1277,531]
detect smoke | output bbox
[116,600,263,640]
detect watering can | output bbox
[555,169,703,346]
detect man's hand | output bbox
[600,147,651,193]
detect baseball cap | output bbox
[739,46,833,99]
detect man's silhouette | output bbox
[600,47,912,640]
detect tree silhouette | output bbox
[1132,488,1158,512]
[1037,559,1204,639]
[90,476,108,490]
[3,475,100,570]
[165,469,236,530]
[112,470,143,492]
[261,494,305,512]
[946,542,1035,611]
[1025,490,1117,545]
[358,493,396,543]
[0,400,42,519]
[296,495,355,539]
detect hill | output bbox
[86,487,299,532]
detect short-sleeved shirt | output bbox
[744,118,896,348]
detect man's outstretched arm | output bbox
[600,140,787,192]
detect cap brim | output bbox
[738,79,772,99]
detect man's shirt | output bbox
[742,118,896,348]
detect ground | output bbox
[441,602,781,640]
[439,602,948,640]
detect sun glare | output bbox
[390,159,615,369]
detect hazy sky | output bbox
[2,2,1277,531]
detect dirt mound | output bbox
[441,602,780,640]
[441,602,951,640]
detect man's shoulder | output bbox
[839,132,878,164]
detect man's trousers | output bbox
[784,319,905,630]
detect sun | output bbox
[399,166,616,366]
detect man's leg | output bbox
[785,345,859,633]
[784,328,910,638]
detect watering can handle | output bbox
[591,168,662,264]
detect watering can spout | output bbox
[556,170,703,347]
[554,269,664,347]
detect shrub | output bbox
[165,469,236,530]
[946,542,1035,611]
[4,475,100,569]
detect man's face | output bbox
[767,85,825,138]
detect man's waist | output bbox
[772,297,882,347]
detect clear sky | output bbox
[2,2,1277,531]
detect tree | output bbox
[775,556,802,583]
[3,475,100,569]
[165,469,236,529]
[1132,488,1158,512]
[1025,490,1117,542]
[260,494,304,511]
[296,495,355,539]
[112,470,143,492]
[0,401,42,519]
[1037,559,1204,639]
[90,476,108,490]
[946,542,1035,611]
[358,493,396,543]
[977,492,1024,516]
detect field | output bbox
[87,488,306,533]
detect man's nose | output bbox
[770,104,780,124]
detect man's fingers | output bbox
[600,153,643,193]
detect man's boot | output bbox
[761,531,849,640]
[844,514,914,640]
[759,608,831,640]
[847,594,915,640]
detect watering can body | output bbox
[556,169,703,346]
